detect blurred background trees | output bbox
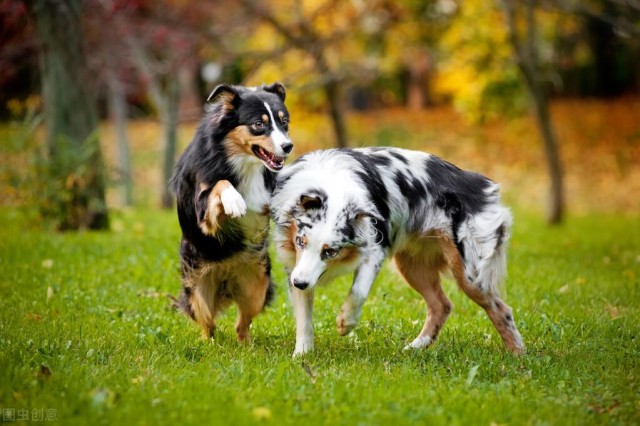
[1,0,639,229]
[26,0,109,230]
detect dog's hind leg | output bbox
[235,266,271,343]
[186,269,218,339]
[394,243,453,350]
[440,236,525,354]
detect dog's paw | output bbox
[403,335,432,351]
[220,186,246,218]
[292,342,314,357]
[336,312,358,336]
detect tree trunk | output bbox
[406,50,430,110]
[498,0,564,224]
[107,70,133,207]
[160,75,180,209]
[178,63,201,121]
[127,38,180,208]
[324,80,348,148]
[29,0,109,230]
[527,77,564,224]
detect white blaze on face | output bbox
[290,234,326,290]
[263,102,291,156]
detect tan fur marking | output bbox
[333,246,360,265]
[235,264,270,343]
[262,114,269,123]
[295,236,308,262]
[184,250,271,342]
[186,266,231,338]
[209,92,236,124]
[281,221,298,255]
[199,180,232,236]
[436,231,524,354]
[224,126,276,158]
[394,236,452,347]
[216,91,236,108]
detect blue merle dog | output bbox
[271,148,524,356]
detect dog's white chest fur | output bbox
[234,158,271,213]
[232,160,271,243]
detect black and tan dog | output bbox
[170,82,293,342]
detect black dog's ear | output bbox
[299,193,323,210]
[262,82,286,102]
[207,84,238,104]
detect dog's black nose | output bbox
[281,142,294,154]
[292,279,308,290]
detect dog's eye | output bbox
[322,247,340,259]
[253,120,265,129]
[295,236,305,248]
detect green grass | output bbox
[0,208,638,425]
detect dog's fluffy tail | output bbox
[457,203,513,295]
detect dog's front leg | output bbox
[291,286,315,357]
[336,247,386,336]
[196,180,247,235]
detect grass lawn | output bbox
[0,207,638,425]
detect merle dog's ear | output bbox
[262,82,286,102]
[207,84,238,105]
[298,193,323,210]
[349,207,383,224]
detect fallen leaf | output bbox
[588,400,620,414]
[38,365,52,379]
[90,388,116,408]
[252,406,272,421]
[605,304,620,319]
[466,364,480,386]
[559,284,569,294]
[24,312,42,322]
[111,220,124,232]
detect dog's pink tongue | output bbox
[269,155,284,169]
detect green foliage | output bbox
[0,111,107,230]
[0,109,44,216]
[0,208,638,425]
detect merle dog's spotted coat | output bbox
[170,82,293,342]
[271,148,525,356]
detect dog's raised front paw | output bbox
[220,186,247,218]
[336,312,358,336]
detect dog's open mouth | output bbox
[252,145,285,171]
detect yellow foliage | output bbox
[434,0,517,121]
[435,0,580,122]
